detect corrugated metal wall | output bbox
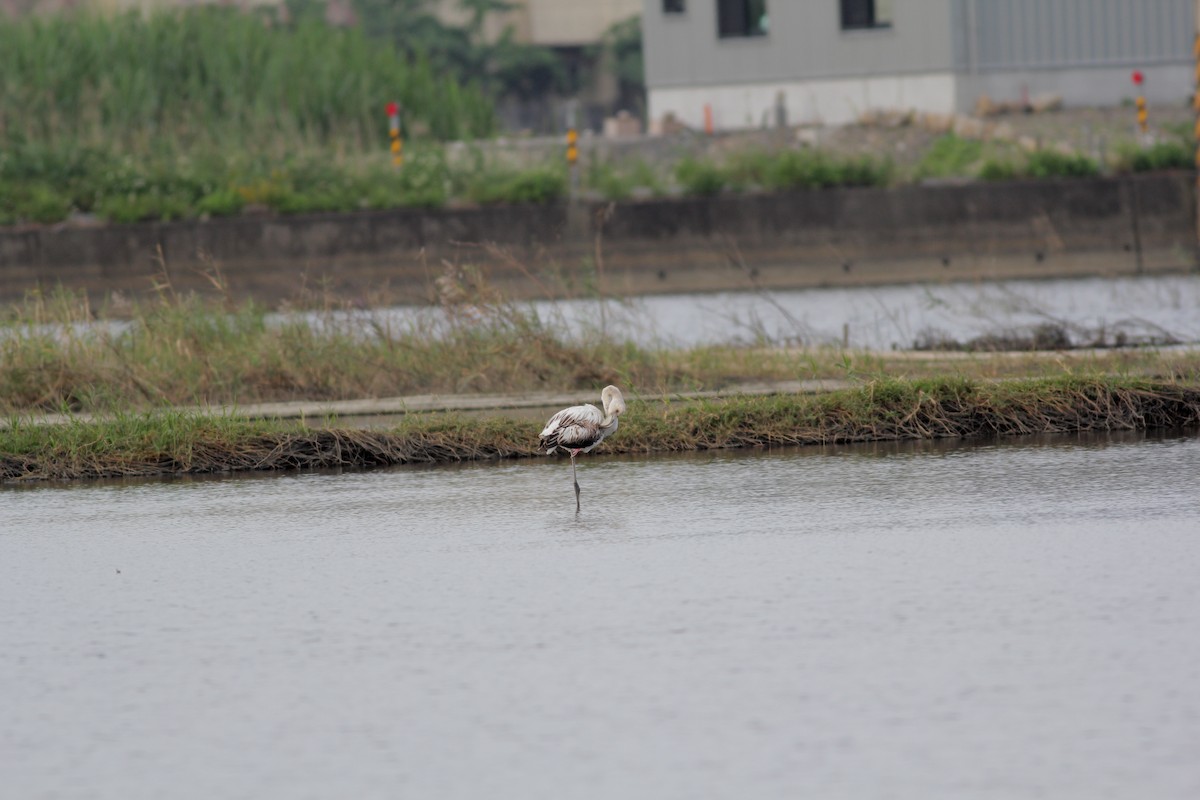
[644,1,1194,89]
[960,0,1192,71]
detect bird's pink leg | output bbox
[570,449,581,511]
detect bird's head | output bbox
[601,385,626,417]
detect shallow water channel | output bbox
[3,433,1199,799]
[544,273,1200,349]
[329,273,1200,350]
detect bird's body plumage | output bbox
[539,385,626,511]
[538,403,617,454]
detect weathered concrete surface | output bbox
[8,380,852,429]
[1,173,1194,305]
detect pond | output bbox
[2,432,1198,799]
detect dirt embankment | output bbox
[4,379,1198,483]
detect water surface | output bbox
[349,273,1200,349]
[2,433,1199,799]
[13,274,1198,353]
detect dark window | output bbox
[663,0,685,12]
[717,0,768,38]
[841,0,893,30]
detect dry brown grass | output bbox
[4,267,1199,423]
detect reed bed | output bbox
[4,377,1197,482]
[0,286,670,412]
[3,284,1199,416]
[0,8,493,149]
[0,7,498,224]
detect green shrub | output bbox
[270,188,362,214]
[723,149,889,191]
[467,167,566,205]
[586,161,635,201]
[97,192,194,223]
[770,150,837,188]
[23,185,74,224]
[499,168,567,204]
[827,154,891,187]
[772,151,818,187]
[675,157,726,196]
[584,159,665,200]
[195,189,246,217]
[1127,141,1193,172]
[914,134,984,179]
[625,160,665,196]
[722,151,771,188]
[392,150,451,208]
[979,159,1019,181]
[1025,150,1100,178]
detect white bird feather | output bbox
[539,386,625,454]
[539,385,627,511]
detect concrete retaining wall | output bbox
[0,173,1194,305]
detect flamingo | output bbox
[539,385,626,511]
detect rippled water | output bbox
[3,433,1199,799]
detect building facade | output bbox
[642,0,1195,130]
[434,0,641,46]
[432,0,642,130]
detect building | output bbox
[435,0,640,47]
[436,0,642,129]
[432,0,642,130]
[642,0,1196,131]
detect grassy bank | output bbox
[3,377,1197,482]
[4,287,1199,416]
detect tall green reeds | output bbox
[0,8,495,152]
[0,8,501,223]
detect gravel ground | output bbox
[476,105,1196,178]
[696,104,1195,172]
